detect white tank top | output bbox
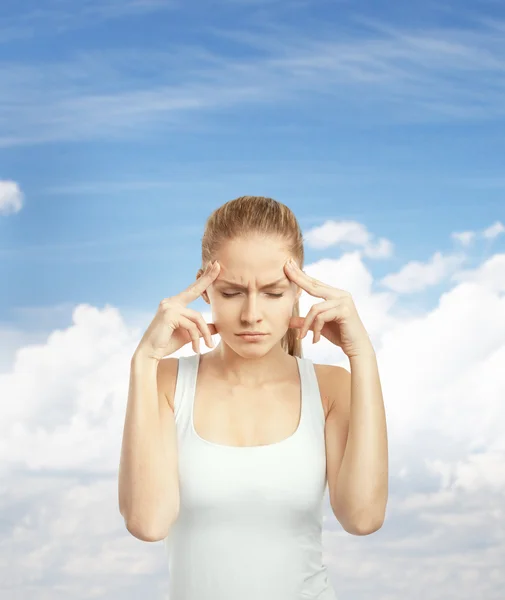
[163,353,338,600]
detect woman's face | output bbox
[203,235,301,354]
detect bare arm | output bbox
[118,353,180,542]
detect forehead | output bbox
[216,236,288,267]
[215,267,290,286]
[218,234,287,258]
[213,239,292,288]
[214,254,289,287]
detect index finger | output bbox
[283,260,328,299]
[179,261,221,304]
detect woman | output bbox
[118,196,388,599]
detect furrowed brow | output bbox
[216,277,287,290]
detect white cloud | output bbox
[451,221,503,254]
[379,250,467,294]
[451,252,505,294]
[363,237,395,259]
[1,228,505,597]
[483,220,505,240]
[0,180,24,215]
[304,220,373,249]
[452,230,476,246]
[303,219,395,259]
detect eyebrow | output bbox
[215,277,288,290]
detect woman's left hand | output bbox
[284,258,374,358]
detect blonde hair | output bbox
[198,195,304,358]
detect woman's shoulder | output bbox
[313,361,346,419]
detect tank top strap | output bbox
[172,353,325,433]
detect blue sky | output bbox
[2,0,504,328]
[1,1,505,599]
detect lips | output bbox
[237,333,266,336]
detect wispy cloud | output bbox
[0,0,178,42]
[1,14,505,146]
[0,223,202,261]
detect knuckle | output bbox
[160,297,176,309]
[160,304,172,316]
[161,305,177,319]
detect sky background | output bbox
[1,0,505,598]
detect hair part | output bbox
[199,195,304,358]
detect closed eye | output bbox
[221,292,284,298]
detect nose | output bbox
[240,294,263,326]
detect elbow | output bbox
[125,519,168,542]
[347,517,384,536]
[123,513,177,543]
[333,504,385,536]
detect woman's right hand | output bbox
[133,261,221,362]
